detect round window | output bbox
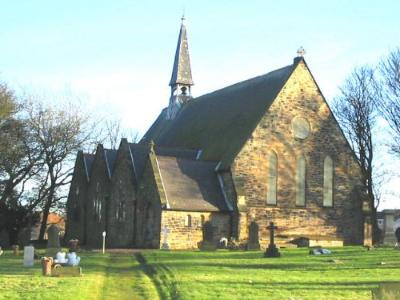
[292,117,310,139]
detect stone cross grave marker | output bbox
[23,245,35,267]
[247,221,260,250]
[200,221,216,251]
[161,226,170,250]
[264,222,281,257]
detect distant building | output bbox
[66,18,370,249]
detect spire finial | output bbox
[181,14,186,25]
[297,46,306,57]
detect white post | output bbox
[102,231,106,254]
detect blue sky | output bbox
[0,0,399,208]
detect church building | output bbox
[66,17,370,249]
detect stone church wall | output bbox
[135,155,162,249]
[108,140,137,247]
[231,60,364,245]
[65,152,88,243]
[85,146,111,247]
[160,211,231,249]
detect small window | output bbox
[185,215,192,227]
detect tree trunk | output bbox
[38,194,53,241]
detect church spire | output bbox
[167,16,194,120]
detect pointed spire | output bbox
[169,16,194,87]
[166,16,194,120]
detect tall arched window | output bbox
[267,150,278,205]
[323,156,333,207]
[296,155,306,206]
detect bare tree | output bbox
[333,66,379,243]
[0,82,16,122]
[376,48,400,155]
[0,84,43,244]
[25,100,93,241]
[100,118,141,149]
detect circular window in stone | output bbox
[292,117,310,139]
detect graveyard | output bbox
[0,246,400,300]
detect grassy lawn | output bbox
[0,250,157,300]
[140,247,400,300]
[0,246,399,299]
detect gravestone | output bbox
[200,222,216,251]
[47,225,61,256]
[11,245,19,256]
[0,246,3,256]
[247,221,260,250]
[264,222,281,257]
[23,245,35,267]
[161,227,170,250]
[68,239,79,252]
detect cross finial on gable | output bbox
[297,46,306,57]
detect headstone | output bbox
[68,239,79,252]
[372,283,400,300]
[47,225,61,256]
[11,244,19,256]
[247,221,260,250]
[52,265,82,277]
[200,222,216,251]
[161,226,170,250]
[23,245,35,267]
[264,222,281,258]
[47,225,61,248]
[41,257,53,276]
[0,246,3,256]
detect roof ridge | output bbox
[190,64,293,104]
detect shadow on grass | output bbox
[134,252,179,300]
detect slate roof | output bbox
[128,143,149,180]
[169,19,194,87]
[82,153,95,180]
[128,143,199,179]
[104,149,118,178]
[145,61,297,169]
[156,156,230,212]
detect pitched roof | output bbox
[128,143,149,180]
[104,149,118,178]
[82,153,95,180]
[156,156,230,212]
[145,61,297,169]
[169,18,194,87]
[128,143,200,180]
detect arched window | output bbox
[185,214,192,227]
[116,201,126,221]
[296,155,306,206]
[267,150,278,205]
[323,156,333,207]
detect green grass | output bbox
[140,247,400,300]
[0,250,157,300]
[0,247,399,299]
